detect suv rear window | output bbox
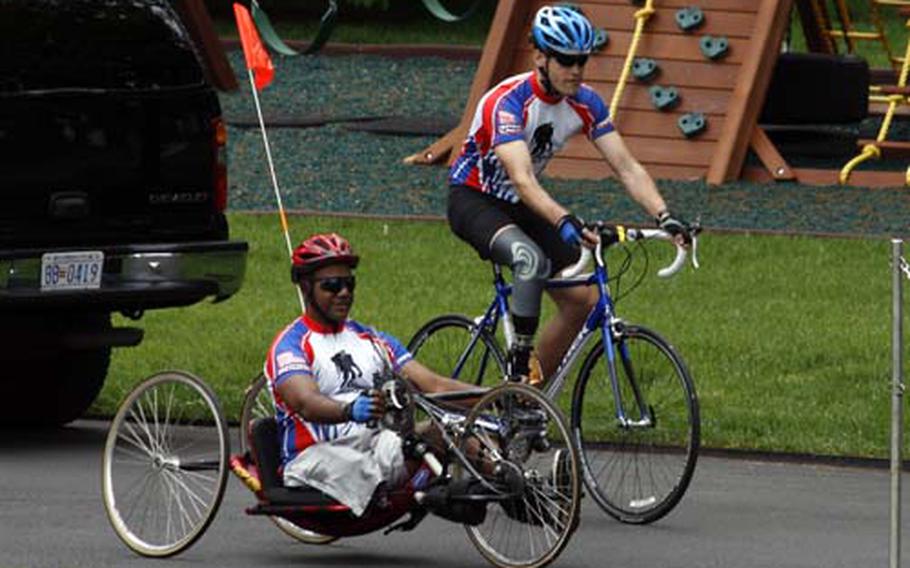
[0,0,204,92]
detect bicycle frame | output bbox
[460,252,653,429]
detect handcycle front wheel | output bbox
[408,314,507,388]
[239,374,338,545]
[572,324,699,524]
[102,370,229,557]
[455,383,582,568]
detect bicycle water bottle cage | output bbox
[649,86,681,111]
[632,58,659,82]
[675,7,705,32]
[700,36,730,60]
[678,112,707,138]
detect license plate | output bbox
[41,251,104,291]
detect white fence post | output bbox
[891,238,904,568]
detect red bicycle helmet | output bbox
[290,233,359,283]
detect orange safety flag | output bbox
[233,3,274,91]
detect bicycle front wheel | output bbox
[238,374,338,545]
[102,370,229,557]
[457,383,581,568]
[408,314,506,387]
[571,325,699,524]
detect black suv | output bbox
[0,0,248,424]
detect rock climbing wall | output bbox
[413,0,794,184]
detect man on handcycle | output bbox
[264,232,480,517]
[446,4,693,382]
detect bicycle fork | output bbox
[602,319,654,429]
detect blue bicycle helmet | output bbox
[531,5,596,55]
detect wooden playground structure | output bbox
[408,0,910,187]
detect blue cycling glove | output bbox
[556,214,585,247]
[344,393,376,423]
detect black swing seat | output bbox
[248,417,345,509]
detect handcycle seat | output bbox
[248,417,345,508]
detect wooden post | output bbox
[750,126,795,181]
[404,0,531,165]
[707,0,794,184]
[174,0,239,92]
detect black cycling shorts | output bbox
[447,184,581,275]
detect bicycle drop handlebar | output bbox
[559,223,700,279]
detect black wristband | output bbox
[342,400,354,421]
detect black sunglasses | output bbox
[552,52,589,68]
[313,276,356,294]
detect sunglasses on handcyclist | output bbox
[313,276,356,294]
[552,52,589,68]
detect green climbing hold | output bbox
[649,86,680,110]
[678,113,707,137]
[700,35,730,60]
[675,7,705,32]
[632,58,659,81]
[593,29,609,51]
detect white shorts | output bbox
[283,426,406,517]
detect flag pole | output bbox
[245,69,305,313]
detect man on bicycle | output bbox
[447,4,691,382]
[264,232,476,516]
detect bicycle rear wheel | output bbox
[408,314,506,387]
[571,325,699,524]
[456,383,581,568]
[102,370,229,557]
[238,374,337,545]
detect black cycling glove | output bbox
[655,211,692,245]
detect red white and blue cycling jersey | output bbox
[449,71,615,203]
[264,314,413,468]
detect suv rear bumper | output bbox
[0,241,248,311]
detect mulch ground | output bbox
[221,49,910,239]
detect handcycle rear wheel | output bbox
[239,374,338,545]
[408,314,507,388]
[455,383,581,568]
[572,324,699,524]
[102,370,229,557]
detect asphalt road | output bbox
[2,420,908,568]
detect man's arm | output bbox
[593,131,667,218]
[399,359,479,394]
[495,140,598,247]
[276,375,382,423]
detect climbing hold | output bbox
[593,29,609,51]
[700,35,730,60]
[649,86,681,110]
[678,113,707,137]
[675,7,705,32]
[632,58,659,81]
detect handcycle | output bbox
[101,368,584,568]
[406,222,701,524]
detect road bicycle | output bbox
[101,369,583,568]
[407,223,701,524]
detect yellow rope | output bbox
[840,15,910,184]
[609,1,656,120]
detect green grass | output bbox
[94,213,907,460]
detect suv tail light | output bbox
[212,117,228,212]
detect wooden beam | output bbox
[174,0,238,92]
[405,0,530,165]
[707,0,794,184]
[742,165,908,187]
[750,126,795,180]
[794,0,836,53]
